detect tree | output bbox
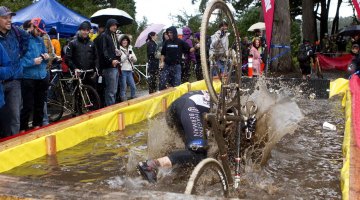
[302,0,316,43]
[270,0,292,72]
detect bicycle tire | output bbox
[184,158,229,197]
[200,0,241,103]
[76,85,101,114]
[133,70,141,85]
[47,85,64,122]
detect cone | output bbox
[248,56,253,78]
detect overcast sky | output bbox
[135,0,354,26]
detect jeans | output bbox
[0,80,21,137]
[103,68,119,106]
[20,78,49,131]
[213,60,225,76]
[120,70,136,101]
[159,64,181,90]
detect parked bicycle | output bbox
[47,64,101,122]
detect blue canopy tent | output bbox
[12,0,92,37]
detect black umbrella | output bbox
[338,25,360,37]
[90,8,133,26]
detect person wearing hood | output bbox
[65,21,98,87]
[118,34,137,101]
[19,18,50,132]
[98,18,121,106]
[181,27,196,83]
[159,26,195,90]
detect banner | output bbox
[317,53,353,71]
[353,0,360,19]
[261,0,275,53]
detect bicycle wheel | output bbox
[47,85,64,122]
[200,0,241,104]
[76,85,101,114]
[184,158,229,197]
[133,70,141,85]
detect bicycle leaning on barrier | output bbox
[46,62,101,122]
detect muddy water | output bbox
[2,88,343,199]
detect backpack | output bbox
[297,45,308,62]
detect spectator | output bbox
[137,90,210,183]
[241,36,250,75]
[19,18,49,132]
[193,32,202,80]
[118,35,137,101]
[0,6,29,137]
[48,28,61,56]
[249,37,262,76]
[321,33,331,53]
[99,18,121,106]
[159,26,194,90]
[65,21,98,87]
[93,25,106,105]
[252,29,265,57]
[0,42,16,109]
[297,39,314,80]
[181,27,196,83]
[209,21,229,76]
[146,31,159,94]
[349,44,360,78]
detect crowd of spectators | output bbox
[0,4,271,137]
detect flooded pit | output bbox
[1,86,344,199]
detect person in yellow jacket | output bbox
[48,28,61,56]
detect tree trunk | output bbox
[302,0,316,43]
[319,0,331,38]
[331,0,342,34]
[270,0,292,72]
[109,0,117,7]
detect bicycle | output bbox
[184,0,258,197]
[132,64,149,85]
[47,65,101,122]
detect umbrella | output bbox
[134,24,166,48]
[338,25,360,37]
[90,8,133,26]
[248,22,265,31]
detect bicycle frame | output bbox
[133,64,149,79]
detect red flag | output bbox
[353,0,360,18]
[261,0,275,53]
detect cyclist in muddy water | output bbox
[137,90,210,183]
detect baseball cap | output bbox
[31,18,46,34]
[0,6,16,17]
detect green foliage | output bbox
[290,20,302,70]
[235,7,261,38]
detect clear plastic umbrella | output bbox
[134,24,165,48]
[248,22,265,31]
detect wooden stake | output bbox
[45,135,56,156]
[118,113,125,130]
[161,98,167,112]
[187,83,191,91]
